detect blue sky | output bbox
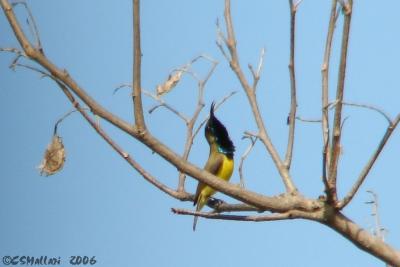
[1,1,400,266]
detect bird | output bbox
[193,102,235,231]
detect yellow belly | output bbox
[199,156,234,206]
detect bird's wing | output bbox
[193,153,224,206]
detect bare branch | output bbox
[143,89,190,123]
[342,102,392,124]
[58,82,189,200]
[4,1,297,215]
[338,114,400,209]
[295,116,322,123]
[321,0,338,198]
[12,0,43,52]
[132,0,146,130]
[4,1,400,264]
[215,19,230,62]
[248,47,265,91]
[113,83,132,95]
[239,134,258,187]
[284,0,299,170]
[325,212,400,267]
[178,55,218,191]
[9,58,188,201]
[328,0,353,204]
[366,191,386,241]
[366,191,392,267]
[221,0,297,193]
[0,47,26,69]
[53,108,88,135]
[172,208,304,222]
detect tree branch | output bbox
[248,47,265,92]
[328,0,353,204]
[338,114,400,209]
[342,102,392,124]
[58,82,189,200]
[172,208,305,222]
[133,0,146,130]
[143,89,190,123]
[221,0,297,193]
[12,59,189,201]
[4,1,400,265]
[324,212,400,267]
[2,0,319,213]
[284,0,299,170]
[177,55,218,192]
[239,133,258,188]
[321,0,338,196]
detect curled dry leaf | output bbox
[38,134,66,176]
[156,70,183,96]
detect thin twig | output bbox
[284,0,298,170]
[338,114,400,209]
[113,83,132,95]
[295,116,322,123]
[143,90,190,123]
[192,91,237,139]
[328,0,353,204]
[54,109,89,135]
[12,0,43,52]
[365,191,391,267]
[0,47,26,69]
[178,55,218,192]
[342,102,392,124]
[366,191,386,240]
[248,47,265,92]
[215,19,230,62]
[239,134,258,187]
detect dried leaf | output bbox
[156,70,183,96]
[38,135,66,176]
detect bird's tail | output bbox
[193,196,205,231]
[193,215,199,231]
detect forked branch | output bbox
[321,0,338,193]
[220,0,297,193]
[328,0,353,203]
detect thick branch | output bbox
[58,82,189,200]
[321,0,338,195]
[12,60,188,202]
[324,212,400,267]
[328,0,353,203]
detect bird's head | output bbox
[205,102,235,158]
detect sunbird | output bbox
[193,102,235,231]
